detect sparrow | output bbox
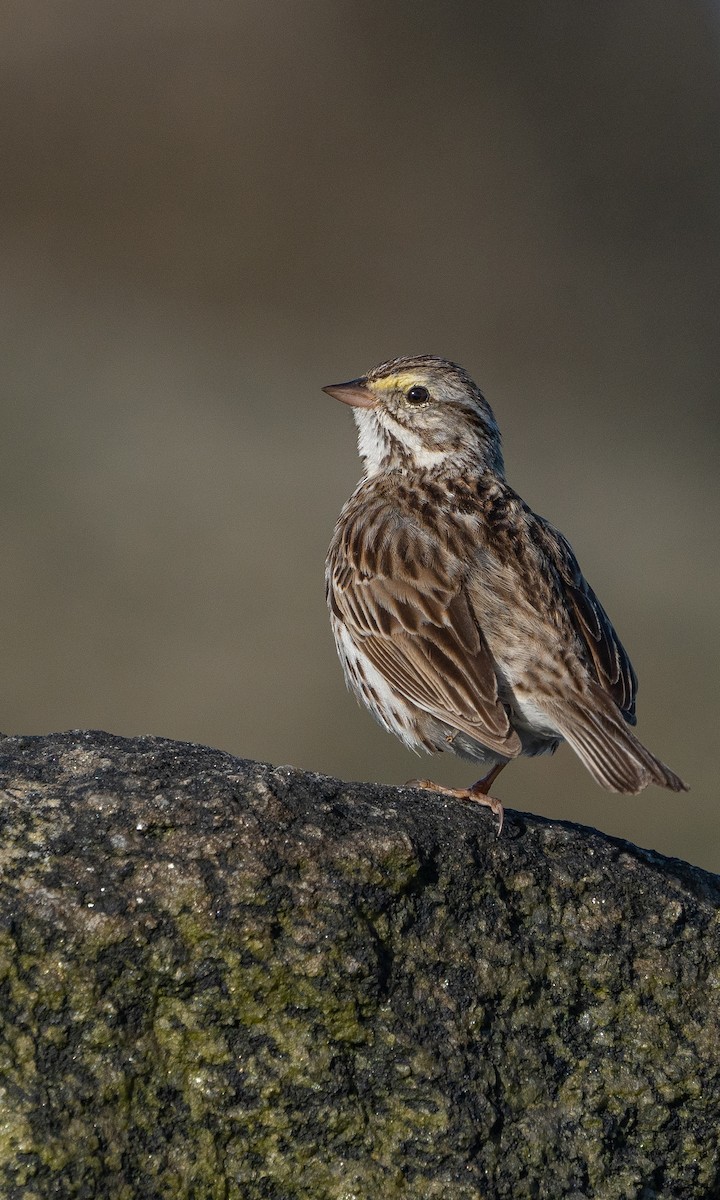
[324,355,687,833]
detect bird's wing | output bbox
[328,514,521,758]
[536,519,638,723]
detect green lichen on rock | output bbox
[0,732,718,1199]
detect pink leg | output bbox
[406,762,507,836]
[469,762,507,795]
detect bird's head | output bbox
[323,355,505,478]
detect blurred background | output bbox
[1,1,717,867]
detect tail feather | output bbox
[553,686,687,795]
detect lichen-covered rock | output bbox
[0,731,717,1199]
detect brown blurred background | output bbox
[1,1,718,867]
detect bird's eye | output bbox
[406,385,430,405]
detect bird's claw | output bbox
[404,778,504,837]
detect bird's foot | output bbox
[405,778,504,837]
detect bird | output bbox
[323,354,687,834]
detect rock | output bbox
[0,730,717,1199]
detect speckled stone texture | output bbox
[0,731,717,1199]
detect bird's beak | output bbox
[322,378,377,409]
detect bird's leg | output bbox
[405,763,507,836]
[470,762,507,794]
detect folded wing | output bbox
[537,521,638,723]
[328,513,521,759]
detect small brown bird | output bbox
[324,355,686,832]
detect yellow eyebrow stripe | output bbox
[373,374,419,393]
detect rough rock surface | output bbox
[0,730,717,1200]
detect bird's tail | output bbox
[553,684,687,794]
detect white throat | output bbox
[353,408,453,476]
